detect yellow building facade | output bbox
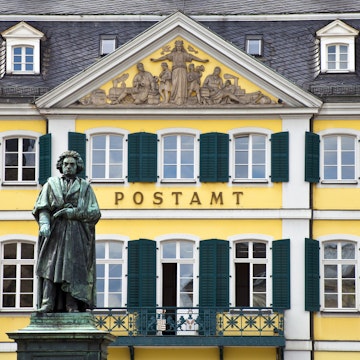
[1,11,360,360]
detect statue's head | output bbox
[56,150,84,175]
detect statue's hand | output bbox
[54,208,76,219]
[39,223,50,237]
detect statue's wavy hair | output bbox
[56,150,84,174]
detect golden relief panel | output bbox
[78,39,280,107]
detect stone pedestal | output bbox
[7,312,115,360]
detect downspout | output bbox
[309,114,315,360]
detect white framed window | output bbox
[322,134,357,183]
[159,129,199,183]
[230,129,270,183]
[100,35,117,56]
[0,240,36,309]
[1,21,44,75]
[327,44,348,71]
[87,129,127,182]
[317,20,358,73]
[232,240,269,307]
[246,35,263,56]
[321,240,359,311]
[96,240,125,308]
[3,136,37,184]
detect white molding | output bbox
[0,342,17,352]
[315,341,360,352]
[1,13,360,22]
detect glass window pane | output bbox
[325,294,337,308]
[109,241,122,259]
[324,265,337,278]
[253,278,266,292]
[97,293,104,307]
[20,279,33,292]
[21,265,33,278]
[164,151,177,164]
[108,294,122,307]
[253,264,266,277]
[96,243,106,259]
[96,264,105,278]
[253,243,266,258]
[92,165,105,178]
[164,136,176,149]
[20,294,33,307]
[180,264,193,277]
[97,279,105,292]
[180,293,193,307]
[109,264,121,278]
[236,242,249,258]
[342,294,355,308]
[23,168,35,181]
[180,242,193,258]
[342,242,355,259]
[4,243,17,259]
[110,135,123,149]
[163,242,176,258]
[253,293,266,307]
[164,165,176,178]
[342,166,355,179]
[342,279,355,293]
[3,294,15,307]
[3,279,16,292]
[324,243,337,259]
[3,265,16,278]
[109,279,122,292]
[93,136,106,149]
[93,151,106,163]
[325,279,337,293]
[180,279,193,292]
[342,264,355,278]
[324,137,337,150]
[109,165,122,178]
[181,165,194,178]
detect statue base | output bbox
[7,312,115,360]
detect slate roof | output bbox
[0,3,359,103]
[0,1,359,15]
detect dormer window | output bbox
[100,35,117,56]
[245,35,263,57]
[317,20,359,73]
[1,21,44,75]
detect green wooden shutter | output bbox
[68,132,86,179]
[272,239,290,310]
[127,239,156,308]
[271,131,289,182]
[38,133,52,185]
[305,132,320,183]
[199,239,229,308]
[200,132,229,182]
[305,238,320,311]
[128,132,157,182]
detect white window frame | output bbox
[1,21,44,75]
[1,130,40,186]
[95,235,128,308]
[100,35,117,56]
[317,20,358,73]
[319,129,359,184]
[86,128,128,183]
[0,235,37,311]
[156,234,199,309]
[229,235,272,308]
[158,128,200,183]
[245,35,263,57]
[229,128,271,183]
[326,43,349,71]
[319,235,360,312]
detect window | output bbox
[1,241,35,309]
[233,134,267,181]
[161,133,197,182]
[327,44,348,71]
[322,135,356,181]
[234,241,268,307]
[90,134,125,181]
[96,241,124,307]
[3,136,36,183]
[322,241,358,310]
[100,36,117,56]
[1,21,44,75]
[246,36,263,56]
[317,20,358,73]
[13,46,34,72]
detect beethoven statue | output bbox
[33,150,101,313]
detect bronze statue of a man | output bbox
[33,150,101,313]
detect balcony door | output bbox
[161,240,196,334]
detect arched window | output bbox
[0,241,36,309]
[96,240,124,307]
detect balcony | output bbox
[92,307,285,347]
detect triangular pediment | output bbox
[316,20,359,37]
[1,21,44,39]
[36,12,322,112]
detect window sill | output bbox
[90,179,125,184]
[232,179,269,184]
[160,179,197,184]
[2,181,38,186]
[320,180,358,185]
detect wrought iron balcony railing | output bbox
[91,307,285,347]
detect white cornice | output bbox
[317,103,360,117]
[0,103,42,118]
[0,13,360,22]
